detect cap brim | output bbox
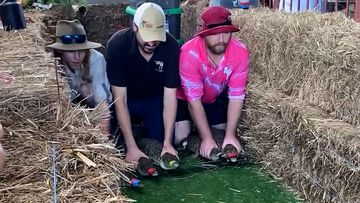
[138,29,166,42]
[46,41,102,51]
[195,25,240,38]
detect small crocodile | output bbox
[119,128,248,187]
[129,127,247,177]
[185,128,242,162]
[113,125,180,177]
[135,137,180,176]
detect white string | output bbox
[208,54,219,68]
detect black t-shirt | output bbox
[106,28,180,100]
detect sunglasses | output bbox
[59,35,86,44]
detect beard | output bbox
[138,42,158,54]
[207,42,227,55]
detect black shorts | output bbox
[176,93,228,126]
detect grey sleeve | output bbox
[90,51,112,105]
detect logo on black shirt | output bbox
[154,60,164,72]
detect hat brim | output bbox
[195,25,240,38]
[46,41,102,51]
[138,29,166,42]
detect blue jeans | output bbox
[110,95,164,144]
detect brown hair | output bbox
[81,50,91,83]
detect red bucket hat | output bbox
[195,6,240,38]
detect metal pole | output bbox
[335,0,338,12]
[306,0,310,10]
[54,59,61,107]
[297,0,301,11]
[325,0,328,12]
[356,0,360,21]
[51,143,58,203]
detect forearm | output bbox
[225,99,244,136]
[97,101,110,134]
[188,100,212,141]
[163,88,177,145]
[115,101,137,147]
[112,87,137,148]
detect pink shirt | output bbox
[177,36,249,103]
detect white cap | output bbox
[133,2,166,42]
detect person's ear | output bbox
[133,22,138,32]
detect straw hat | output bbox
[195,6,240,38]
[47,20,101,51]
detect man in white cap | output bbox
[106,2,180,170]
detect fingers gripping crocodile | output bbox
[184,127,248,162]
[135,137,179,177]
[135,127,249,178]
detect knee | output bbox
[174,121,191,144]
[211,123,227,130]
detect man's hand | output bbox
[160,143,179,170]
[161,143,178,157]
[222,133,241,153]
[200,137,218,159]
[99,118,110,135]
[125,147,148,168]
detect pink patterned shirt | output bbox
[177,36,249,103]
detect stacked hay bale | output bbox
[232,8,360,202]
[180,0,209,42]
[0,12,131,202]
[75,4,130,54]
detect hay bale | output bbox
[0,12,131,202]
[233,8,360,126]
[215,8,360,202]
[75,4,130,54]
[244,83,360,202]
[180,0,209,42]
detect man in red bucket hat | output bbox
[175,6,249,161]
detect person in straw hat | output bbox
[175,6,249,161]
[106,2,180,170]
[47,20,112,134]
